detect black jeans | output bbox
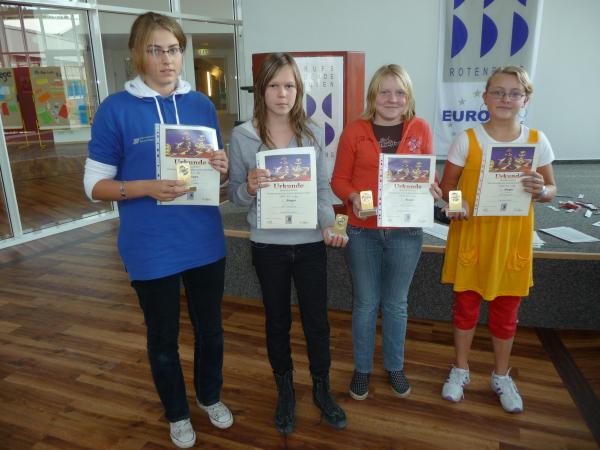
[131,258,225,422]
[251,241,331,376]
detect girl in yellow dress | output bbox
[439,66,557,413]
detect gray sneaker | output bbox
[389,370,411,398]
[349,371,370,400]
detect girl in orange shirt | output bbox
[332,64,441,400]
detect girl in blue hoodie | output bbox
[84,12,231,448]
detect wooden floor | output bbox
[0,220,599,449]
[0,168,112,239]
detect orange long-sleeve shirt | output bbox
[331,117,434,228]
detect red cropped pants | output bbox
[453,290,521,339]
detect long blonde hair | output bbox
[253,53,317,149]
[362,64,416,122]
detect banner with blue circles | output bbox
[434,0,543,155]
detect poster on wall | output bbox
[433,0,543,155]
[29,66,69,130]
[295,56,344,203]
[0,68,23,130]
[66,79,90,127]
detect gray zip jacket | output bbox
[228,120,335,244]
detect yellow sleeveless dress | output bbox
[441,128,539,300]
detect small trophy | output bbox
[358,190,377,217]
[177,162,196,192]
[329,214,349,239]
[448,190,462,213]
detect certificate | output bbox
[377,154,435,227]
[155,124,220,206]
[256,147,317,229]
[473,144,539,216]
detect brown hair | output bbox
[485,65,534,96]
[362,64,416,122]
[253,53,316,149]
[128,12,186,76]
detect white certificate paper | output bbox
[256,147,317,229]
[156,124,220,206]
[539,227,599,243]
[377,154,435,227]
[473,144,539,216]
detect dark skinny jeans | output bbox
[251,241,331,376]
[131,258,225,422]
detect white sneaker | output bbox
[442,366,470,402]
[491,369,523,413]
[169,418,196,448]
[196,399,234,429]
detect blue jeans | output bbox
[131,258,225,422]
[346,225,423,373]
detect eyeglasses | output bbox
[487,90,526,101]
[146,47,184,58]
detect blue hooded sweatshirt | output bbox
[88,76,226,280]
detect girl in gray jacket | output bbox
[228,52,347,434]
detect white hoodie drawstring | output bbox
[152,94,181,125]
[172,94,181,125]
[152,96,164,124]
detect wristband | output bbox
[535,185,547,201]
[119,181,128,200]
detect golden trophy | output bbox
[358,190,377,217]
[176,162,196,192]
[448,190,463,212]
[329,214,349,239]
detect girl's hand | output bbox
[348,192,368,221]
[430,182,443,200]
[443,200,470,221]
[520,168,545,196]
[247,168,270,196]
[147,179,189,202]
[208,150,228,175]
[322,227,348,248]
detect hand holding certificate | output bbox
[256,147,317,229]
[473,144,539,216]
[377,154,436,227]
[156,124,221,206]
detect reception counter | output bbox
[220,162,600,330]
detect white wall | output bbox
[239,0,600,160]
[530,0,600,160]
[180,0,234,19]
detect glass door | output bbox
[0,4,112,240]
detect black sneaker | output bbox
[389,370,411,398]
[349,371,370,400]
